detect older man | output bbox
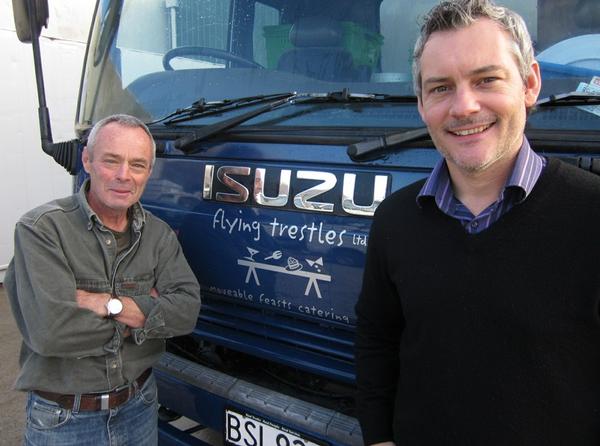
[355,1,600,445]
[5,114,201,445]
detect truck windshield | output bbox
[78,0,600,131]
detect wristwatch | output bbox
[106,295,123,318]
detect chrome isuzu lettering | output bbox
[217,166,251,203]
[254,168,291,207]
[293,171,337,213]
[342,173,388,217]
[203,164,389,217]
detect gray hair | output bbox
[86,114,156,166]
[412,0,535,97]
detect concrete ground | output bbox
[0,284,26,444]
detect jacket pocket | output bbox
[116,273,155,297]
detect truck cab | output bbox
[14,0,600,444]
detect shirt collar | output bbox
[417,137,545,208]
[77,179,146,231]
[504,137,546,203]
[416,158,452,211]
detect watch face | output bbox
[108,298,123,315]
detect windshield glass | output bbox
[78,0,600,131]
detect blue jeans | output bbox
[24,374,158,446]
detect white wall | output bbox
[0,0,96,282]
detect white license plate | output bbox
[225,408,326,446]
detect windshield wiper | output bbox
[171,89,418,152]
[155,89,415,127]
[536,92,600,107]
[298,89,417,104]
[173,93,299,151]
[149,93,296,126]
[347,126,431,160]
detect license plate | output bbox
[225,408,327,446]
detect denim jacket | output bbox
[5,181,201,393]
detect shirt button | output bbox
[470,221,479,228]
[106,239,112,245]
[111,361,118,369]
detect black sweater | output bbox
[355,158,600,446]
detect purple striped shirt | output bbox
[417,138,546,234]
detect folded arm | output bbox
[127,227,201,344]
[75,287,160,328]
[6,221,116,358]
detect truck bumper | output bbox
[155,352,363,446]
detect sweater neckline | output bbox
[439,157,561,242]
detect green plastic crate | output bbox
[340,21,384,68]
[263,22,383,70]
[263,24,293,69]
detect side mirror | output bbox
[12,0,78,174]
[12,0,49,43]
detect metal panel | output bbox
[177,0,231,49]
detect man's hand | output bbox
[75,289,111,317]
[370,442,396,446]
[118,288,159,328]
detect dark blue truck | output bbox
[13,0,600,444]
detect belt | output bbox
[35,368,152,411]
